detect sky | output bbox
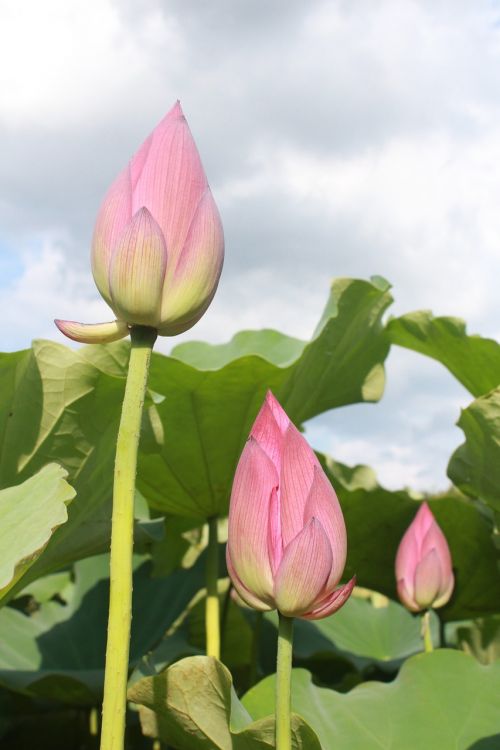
[1,0,499,491]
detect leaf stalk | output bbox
[206,515,220,658]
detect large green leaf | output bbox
[0,341,125,587]
[387,311,500,397]
[0,341,164,593]
[324,458,500,621]
[0,552,209,705]
[263,595,440,675]
[128,655,321,749]
[138,277,392,519]
[0,464,75,602]
[243,651,500,749]
[0,278,391,580]
[448,387,500,510]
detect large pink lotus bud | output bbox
[396,502,454,612]
[56,101,224,343]
[226,392,355,620]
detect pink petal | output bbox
[108,208,168,327]
[397,577,419,612]
[413,549,442,609]
[412,502,435,547]
[280,424,318,547]
[54,319,129,344]
[421,522,453,583]
[91,167,133,305]
[158,189,224,336]
[433,570,454,609]
[274,518,332,616]
[226,547,273,612]
[131,101,208,268]
[395,522,420,588]
[249,393,288,473]
[302,576,356,620]
[264,391,291,434]
[303,466,347,589]
[227,438,278,604]
[267,487,283,576]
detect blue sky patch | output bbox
[0,238,25,289]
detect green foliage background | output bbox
[1,276,499,748]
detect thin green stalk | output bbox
[219,582,232,654]
[276,613,294,750]
[248,610,263,689]
[100,325,157,750]
[422,610,433,653]
[89,707,99,736]
[206,516,220,658]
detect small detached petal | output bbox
[54,319,129,344]
[227,391,353,621]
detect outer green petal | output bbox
[109,207,168,327]
[158,189,223,335]
[54,319,129,344]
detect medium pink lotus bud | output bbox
[396,502,454,612]
[226,391,355,620]
[56,101,224,343]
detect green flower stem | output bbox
[422,610,433,653]
[100,325,157,750]
[206,516,220,658]
[276,613,294,750]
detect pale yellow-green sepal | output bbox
[54,319,129,343]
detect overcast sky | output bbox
[1,0,499,490]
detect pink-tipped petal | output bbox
[250,393,288,473]
[421,523,453,581]
[303,466,347,589]
[397,577,419,612]
[280,424,318,547]
[412,502,435,545]
[109,208,168,327]
[413,549,442,609]
[395,523,420,591]
[302,576,356,620]
[158,189,224,335]
[268,487,283,576]
[227,438,278,604]
[433,570,454,609]
[226,547,272,612]
[263,391,292,434]
[91,168,133,304]
[54,319,129,344]
[274,518,332,616]
[131,102,208,266]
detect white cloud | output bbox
[0,0,498,488]
[2,240,110,350]
[0,0,181,129]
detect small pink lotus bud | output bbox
[226,391,355,620]
[395,502,454,612]
[56,101,224,343]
